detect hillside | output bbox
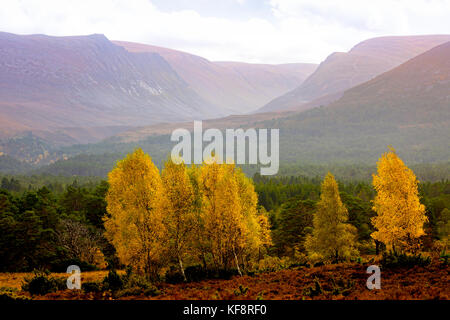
[0,32,316,159]
[258,35,450,113]
[329,41,450,121]
[258,40,450,163]
[113,40,317,114]
[2,34,450,171]
[0,32,221,143]
[49,40,450,173]
[0,154,33,174]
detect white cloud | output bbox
[0,0,449,64]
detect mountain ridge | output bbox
[0,31,316,148]
[112,40,317,114]
[95,39,450,168]
[0,31,217,138]
[257,35,450,113]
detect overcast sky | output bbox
[1,0,450,64]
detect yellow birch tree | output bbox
[197,158,270,273]
[161,157,195,281]
[199,159,244,272]
[234,168,271,265]
[104,148,166,279]
[305,172,359,262]
[371,148,427,253]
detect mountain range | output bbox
[0,31,316,146]
[0,32,213,142]
[259,39,450,164]
[257,35,450,113]
[113,40,316,115]
[1,31,449,172]
[95,36,450,167]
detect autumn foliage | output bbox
[104,149,167,279]
[2,148,449,301]
[104,150,271,279]
[103,147,436,279]
[371,148,428,253]
[305,173,358,263]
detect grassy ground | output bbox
[0,270,123,290]
[1,263,448,300]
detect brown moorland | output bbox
[3,263,448,300]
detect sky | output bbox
[1,0,450,64]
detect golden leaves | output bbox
[371,148,428,252]
[104,148,166,276]
[104,150,271,275]
[306,173,359,263]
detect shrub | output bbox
[185,265,208,282]
[125,273,153,290]
[256,291,265,300]
[143,285,160,297]
[312,261,324,267]
[115,287,143,298]
[439,251,449,266]
[303,278,323,298]
[105,269,161,297]
[184,265,237,282]
[22,270,62,296]
[303,276,355,298]
[357,241,377,255]
[292,251,309,267]
[165,266,187,284]
[54,277,68,291]
[51,258,97,273]
[115,285,160,298]
[255,256,293,273]
[165,265,238,283]
[102,269,124,292]
[380,251,431,269]
[215,269,238,280]
[0,287,30,301]
[82,281,103,293]
[329,277,355,296]
[234,285,249,296]
[350,256,366,264]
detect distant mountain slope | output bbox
[258,40,450,163]
[93,41,450,167]
[0,132,62,165]
[0,154,33,174]
[257,35,450,113]
[0,32,220,141]
[328,40,450,124]
[113,40,317,114]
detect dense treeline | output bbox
[104,150,272,280]
[0,175,103,194]
[255,170,449,258]
[2,151,450,182]
[277,162,450,182]
[0,153,449,273]
[0,180,115,272]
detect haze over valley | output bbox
[0,31,449,177]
